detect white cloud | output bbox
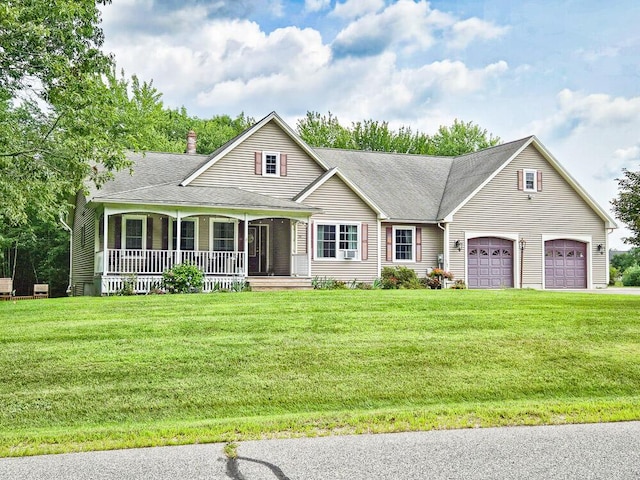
[529,89,640,138]
[614,145,640,161]
[331,0,384,19]
[447,17,510,49]
[401,60,509,95]
[332,0,452,57]
[331,0,507,58]
[305,0,331,13]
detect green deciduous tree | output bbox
[296,111,352,149]
[611,169,640,247]
[610,247,640,274]
[0,0,132,227]
[426,119,501,156]
[296,111,499,156]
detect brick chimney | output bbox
[186,130,197,154]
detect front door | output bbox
[248,225,269,275]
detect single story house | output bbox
[69,112,616,295]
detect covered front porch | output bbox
[93,205,312,294]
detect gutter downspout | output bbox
[437,222,448,271]
[60,215,73,295]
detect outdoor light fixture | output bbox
[597,244,604,254]
[454,240,461,252]
[519,238,527,251]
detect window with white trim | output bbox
[263,152,280,176]
[393,226,414,261]
[123,215,146,250]
[524,169,537,192]
[316,223,359,260]
[172,219,197,251]
[211,220,236,251]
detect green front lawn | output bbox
[1,290,639,456]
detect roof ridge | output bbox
[312,146,450,160]
[128,149,209,157]
[453,136,534,159]
[436,155,457,220]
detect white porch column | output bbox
[290,221,297,276]
[243,214,248,276]
[377,219,382,278]
[307,220,312,278]
[103,207,109,275]
[176,211,181,265]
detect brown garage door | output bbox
[545,239,587,289]
[467,237,514,289]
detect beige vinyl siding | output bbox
[305,176,378,282]
[295,222,308,254]
[189,121,325,198]
[380,223,443,278]
[449,145,608,288]
[72,192,97,296]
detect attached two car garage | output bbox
[466,237,588,289]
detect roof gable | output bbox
[294,167,386,218]
[437,137,533,220]
[315,148,452,222]
[441,137,616,228]
[181,111,329,186]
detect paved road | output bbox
[1,422,639,479]
[562,287,640,295]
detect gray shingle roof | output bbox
[89,151,208,198]
[315,148,453,221]
[90,137,536,222]
[89,151,319,213]
[97,184,319,212]
[315,139,532,222]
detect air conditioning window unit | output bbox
[343,249,357,260]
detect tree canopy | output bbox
[610,247,640,273]
[612,168,640,246]
[0,0,133,227]
[296,111,500,156]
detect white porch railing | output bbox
[101,275,245,295]
[103,249,245,276]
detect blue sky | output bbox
[100,0,640,248]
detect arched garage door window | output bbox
[467,237,514,289]
[544,240,587,289]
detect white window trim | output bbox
[262,151,281,177]
[314,221,361,261]
[209,218,238,252]
[524,168,537,192]
[171,218,199,251]
[122,215,147,250]
[392,225,416,263]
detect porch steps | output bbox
[247,276,313,291]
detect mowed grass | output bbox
[0,289,639,456]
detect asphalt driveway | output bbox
[1,421,638,479]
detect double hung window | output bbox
[212,221,235,251]
[262,152,280,176]
[123,216,146,250]
[393,226,414,261]
[316,223,359,260]
[172,220,196,251]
